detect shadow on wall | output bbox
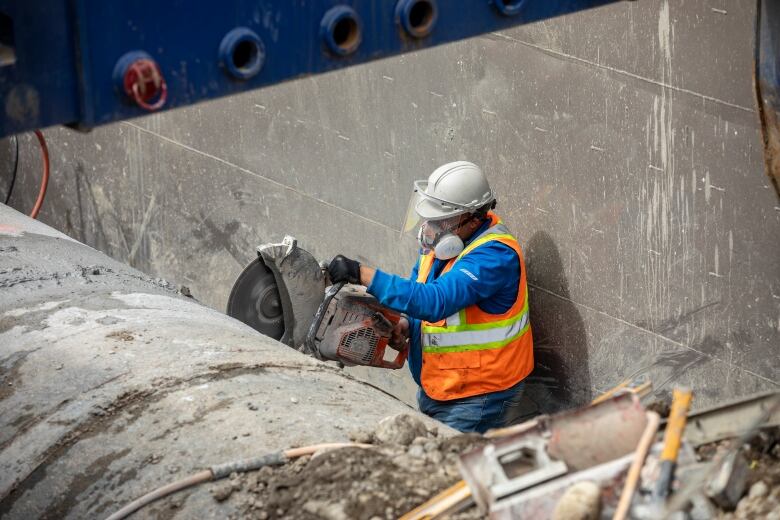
[520,231,592,419]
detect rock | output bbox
[349,429,374,444]
[211,482,236,502]
[303,499,349,520]
[408,444,425,458]
[374,414,428,446]
[393,454,413,468]
[749,481,769,499]
[427,450,444,465]
[444,464,460,478]
[552,481,601,520]
[689,492,718,520]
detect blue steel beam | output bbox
[0,0,619,138]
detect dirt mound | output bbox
[208,414,485,519]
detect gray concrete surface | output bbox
[2,0,778,410]
[0,204,445,518]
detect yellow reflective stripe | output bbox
[422,320,531,354]
[417,253,434,282]
[457,233,515,260]
[422,298,528,334]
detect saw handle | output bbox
[379,342,409,370]
[372,309,409,369]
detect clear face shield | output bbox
[402,180,470,256]
[402,180,429,239]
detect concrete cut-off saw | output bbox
[227,236,408,369]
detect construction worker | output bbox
[328,161,533,433]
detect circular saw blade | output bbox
[226,258,284,340]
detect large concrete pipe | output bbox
[0,204,440,518]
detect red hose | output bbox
[29,129,49,219]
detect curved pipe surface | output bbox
[0,204,444,518]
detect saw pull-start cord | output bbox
[104,443,369,520]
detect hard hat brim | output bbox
[414,197,467,220]
[412,179,471,220]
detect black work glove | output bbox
[328,255,361,285]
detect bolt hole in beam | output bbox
[232,40,256,70]
[321,6,362,56]
[219,27,265,80]
[0,11,16,67]
[494,0,527,16]
[396,0,438,39]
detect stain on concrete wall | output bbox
[2,0,778,409]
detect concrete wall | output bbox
[2,0,778,410]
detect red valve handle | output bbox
[130,78,168,111]
[124,59,168,111]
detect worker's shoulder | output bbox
[462,237,519,264]
[469,234,520,253]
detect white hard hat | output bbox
[414,161,494,221]
[402,160,495,238]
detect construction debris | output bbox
[706,450,749,509]
[551,480,601,520]
[703,426,780,519]
[201,392,780,520]
[209,414,485,520]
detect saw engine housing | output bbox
[307,284,408,369]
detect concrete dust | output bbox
[210,414,486,520]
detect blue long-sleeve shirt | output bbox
[367,219,520,386]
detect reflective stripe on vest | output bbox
[421,298,530,353]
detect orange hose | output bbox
[104,470,212,520]
[284,442,369,458]
[29,129,49,219]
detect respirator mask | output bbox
[403,180,474,260]
[415,215,469,260]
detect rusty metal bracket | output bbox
[755,0,780,198]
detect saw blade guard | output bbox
[227,236,326,350]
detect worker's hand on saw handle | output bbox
[390,317,410,350]
[328,255,361,285]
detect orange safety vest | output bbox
[416,212,533,401]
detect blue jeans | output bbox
[417,381,527,434]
